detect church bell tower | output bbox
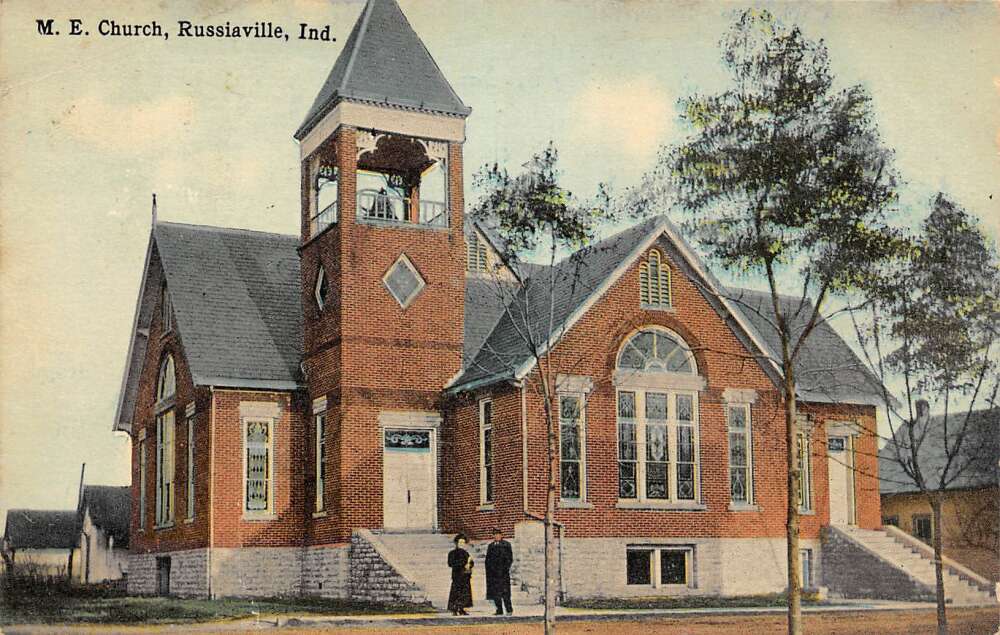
[294,0,470,537]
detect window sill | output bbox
[312,511,328,519]
[154,522,175,531]
[559,500,593,509]
[477,503,496,512]
[640,304,676,313]
[242,513,277,521]
[728,503,762,512]
[183,517,195,524]
[616,501,706,511]
[799,509,816,516]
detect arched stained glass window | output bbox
[617,329,694,374]
[157,354,176,401]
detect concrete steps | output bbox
[373,531,537,612]
[835,526,994,606]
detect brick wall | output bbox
[445,236,880,541]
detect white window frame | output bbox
[479,399,493,506]
[727,402,754,506]
[616,389,700,505]
[314,266,329,311]
[639,248,672,309]
[466,231,489,273]
[799,548,813,589]
[243,417,276,516]
[797,431,812,512]
[382,253,426,309]
[154,410,175,527]
[626,545,695,588]
[186,405,195,521]
[315,412,326,513]
[558,393,587,503]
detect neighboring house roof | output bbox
[3,510,79,550]
[880,408,999,495]
[294,0,470,141]
[79,486,130,548]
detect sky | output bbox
[0,0,997,527]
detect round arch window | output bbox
[617,328,695,374]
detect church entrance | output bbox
[383,427,437,530]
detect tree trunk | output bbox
[930,495,948,635]
[544,394,559,633]
[785,375,802,635]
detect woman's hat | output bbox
[454,533,467,543]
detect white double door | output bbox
[383,427,437,530]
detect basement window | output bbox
[626,546,694,588]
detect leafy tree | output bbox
[469,143,613,633]
[852,193,999,635]
[633,9,899,633]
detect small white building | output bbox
[2,509,80,578]
[77,485,130,583]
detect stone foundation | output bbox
[211,547,302,598]
[301,544,350,598]
[127,548,208,597]
[348,531,425,604]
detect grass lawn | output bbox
[562,592,828,610]
[0,590,435,625]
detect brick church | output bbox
[115,0,893,603]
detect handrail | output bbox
[357,189,448,227]
[882,524,994,594]
[309,201,338,237]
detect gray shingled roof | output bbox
[80,486,130,549]
[880,408,999,495]
[728,289,886,405]
[295,0,470,141]
[155,222,303,389]
[455,216,662,388]
[4,510,79,550]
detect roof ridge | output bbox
[340,0,375,96]
[156,220,297,240]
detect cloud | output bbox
[57,93,196,154]
[568,76,673,165]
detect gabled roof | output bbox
[729,289,886,406]
[452,215,886,407]
[3,510,79,550]
[115,222,303,432]
[879,408,999,495]
[295,0,470,141]
[79,486,130,548]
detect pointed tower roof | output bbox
[295,0,471,141]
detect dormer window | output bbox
[310,164,338,237]
[314,266,330,311]
[639,249,671,309]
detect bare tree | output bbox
[467,142,614,633]
[849,193,999,635]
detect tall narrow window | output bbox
[675,395,695,500]
[645,393,669,500]
[797,432,812,511]
[315,413,326,512]
[639,249,672,308]
[186,409,195,520]
[618,392,638,499]
[154,355,176,527]
[139,438,147,530]
[480,400,493,504]
[728,404,752,504]
[559,395,585,501]
[245,419,273,512]
[155,410,175,526]
[800,548,813,588]
[161,283,173,332]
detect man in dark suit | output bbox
[485,527,514,615]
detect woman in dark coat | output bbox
[447,534,474,615]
